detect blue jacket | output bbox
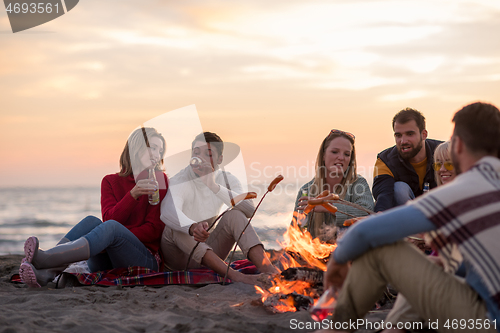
[373,139,443,212]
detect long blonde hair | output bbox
[119,127,166,177]
[308,130,357,238]
[310,131,357,198]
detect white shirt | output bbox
[160,166,254,234]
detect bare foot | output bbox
[229,271,268,286]
[240,274,264,286]
[260,265,280,275]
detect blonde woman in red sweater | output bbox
[19,127,168,287]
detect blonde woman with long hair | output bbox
[19,127,168,288]
[294,129,374,240]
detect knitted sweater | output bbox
[293,175,374,236]
[160,166,254,235]
[101,170,168,253]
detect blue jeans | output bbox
[393,181,415,206]
[64,216,158,272]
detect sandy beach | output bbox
[0,254,396,333]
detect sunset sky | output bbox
[1,0,500,188]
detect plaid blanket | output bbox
[425,229,463,274]
[11,260,258,287]
[412,157,500,307]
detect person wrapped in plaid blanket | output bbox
[383,140,464,332]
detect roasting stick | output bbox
[184,192,257,271]
[184,209,229,271]
[303,192,375,223]
[306,202,358,219]
[305,196,374,216]
[184,153,230,270]
[328,199,375,215]
[222,175,284,285]
[335,209,358,218]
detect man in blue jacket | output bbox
[373,108,443,212]
[323,102,500,333]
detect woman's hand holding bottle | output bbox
[130,179,158,200]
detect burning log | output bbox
[281,267,324,286]
[285,250,329,269]
[254,214,337,314]
[262,292,314,312]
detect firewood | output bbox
[262,292,314,312]
[290,292,314,311]
[285,250,329,267]
[280,267,323,286]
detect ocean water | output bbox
[0,183,299,255]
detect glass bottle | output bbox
[190,157,202,166]
[310,287,337,321]
[423,182,430,193]
[148,168,160,205]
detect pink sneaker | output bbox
[23,236,39,264]
[19,262,41,288]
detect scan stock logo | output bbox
[3,0,78,33]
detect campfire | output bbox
[255,211,337,313]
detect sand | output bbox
[0,255,391,333]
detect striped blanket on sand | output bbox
[12,260,257,287]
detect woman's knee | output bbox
[101,219,126,234]
[66,216,103,241]
[80,215,103,227]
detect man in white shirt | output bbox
[160,132,278,284]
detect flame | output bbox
[255,211,337,313]
[275,297,296,313]
[256,278,314,313]
[280,211,337,271]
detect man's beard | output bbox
[398,139,424,161]
[450,138,462,175]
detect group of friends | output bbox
[17,101,500,333]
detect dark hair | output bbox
[392,108,426,133]
[119,127,166,177]
[452,102,500,157]
[192,132,223,155]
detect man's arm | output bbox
[333,205,436,263]
[160,189,196,234]
[324,205,436,290]
[160,190,211,241]
[373,158,396,212]
[215,172,255,218]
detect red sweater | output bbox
[100,170,168,253]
